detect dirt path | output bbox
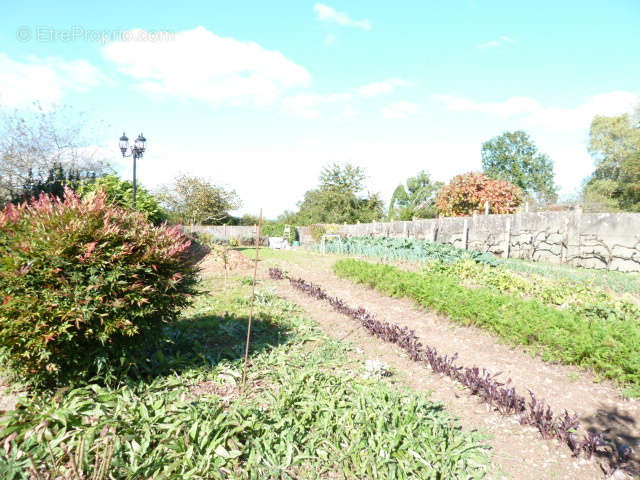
[259,251,639,480]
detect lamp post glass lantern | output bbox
[118,131,147,208]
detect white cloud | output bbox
[477,36,516,49]
[313,3,372,30]
[381,101,419,119]
[336,105,359,122]
[281,94,322,119]
[440,91,639,131]
[325,92,354,103]
[280,91,356,118]
[102,27,311,107]
[324,34,337,45]
[478,40,500,49]
[442,95,542,116]
[280,77,412,118]
[0,54,104,108]
[356,78,412,97]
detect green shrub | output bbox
[261,223,298,242]
[334,259,640,391]
[0,189,197,386]
[189,231,227,246]
[240,235,266,246]
[77,174,168,225]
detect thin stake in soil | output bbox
[242,209,263,388]
[222,245,230,289]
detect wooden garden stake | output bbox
[222,245,230,289]
[242,209,263,389]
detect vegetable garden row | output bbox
[326,237,640,348]
[269,266,634,471]
[304,236,640,474]
[323,236,501,266]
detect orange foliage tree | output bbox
[436,172,523,217]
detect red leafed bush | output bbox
[436,172,523,217]
[0,189,197,386]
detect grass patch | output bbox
[333,259,640,397]
[0,275,489,479]
[236,247,321,265]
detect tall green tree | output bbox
[319,163,366,193]
[294,163,384,224]
[156,174,241,225]
[388,171,443,220]
[583,110,640,211]
[481,131,557,203]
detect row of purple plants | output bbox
[268,267,634,473]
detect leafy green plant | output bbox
[0,189,198,386]
[504,259,640,296]
[261,223,298,242]
[325,236,502,266]
[309,224,327,242]
[23,429,116,480]
[334,259,640,392]
[424,259,640,324]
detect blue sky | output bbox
[1,1,639,217]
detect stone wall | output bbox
[182,212,640,271]
[182,224,258,240]
[297,211,640,272]
[181,224,269,245]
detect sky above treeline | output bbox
[1,1,639,217]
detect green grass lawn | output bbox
[0,273,489,479]
[235,246,323,266]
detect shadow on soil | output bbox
[582,404,639,475]
[128,311,293,381]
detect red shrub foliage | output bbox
[436,172,523,216]
[0,189,198,385]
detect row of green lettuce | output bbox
[0,278,489,479]
[333,259,640,398]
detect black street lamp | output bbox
[119,132,147,208]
